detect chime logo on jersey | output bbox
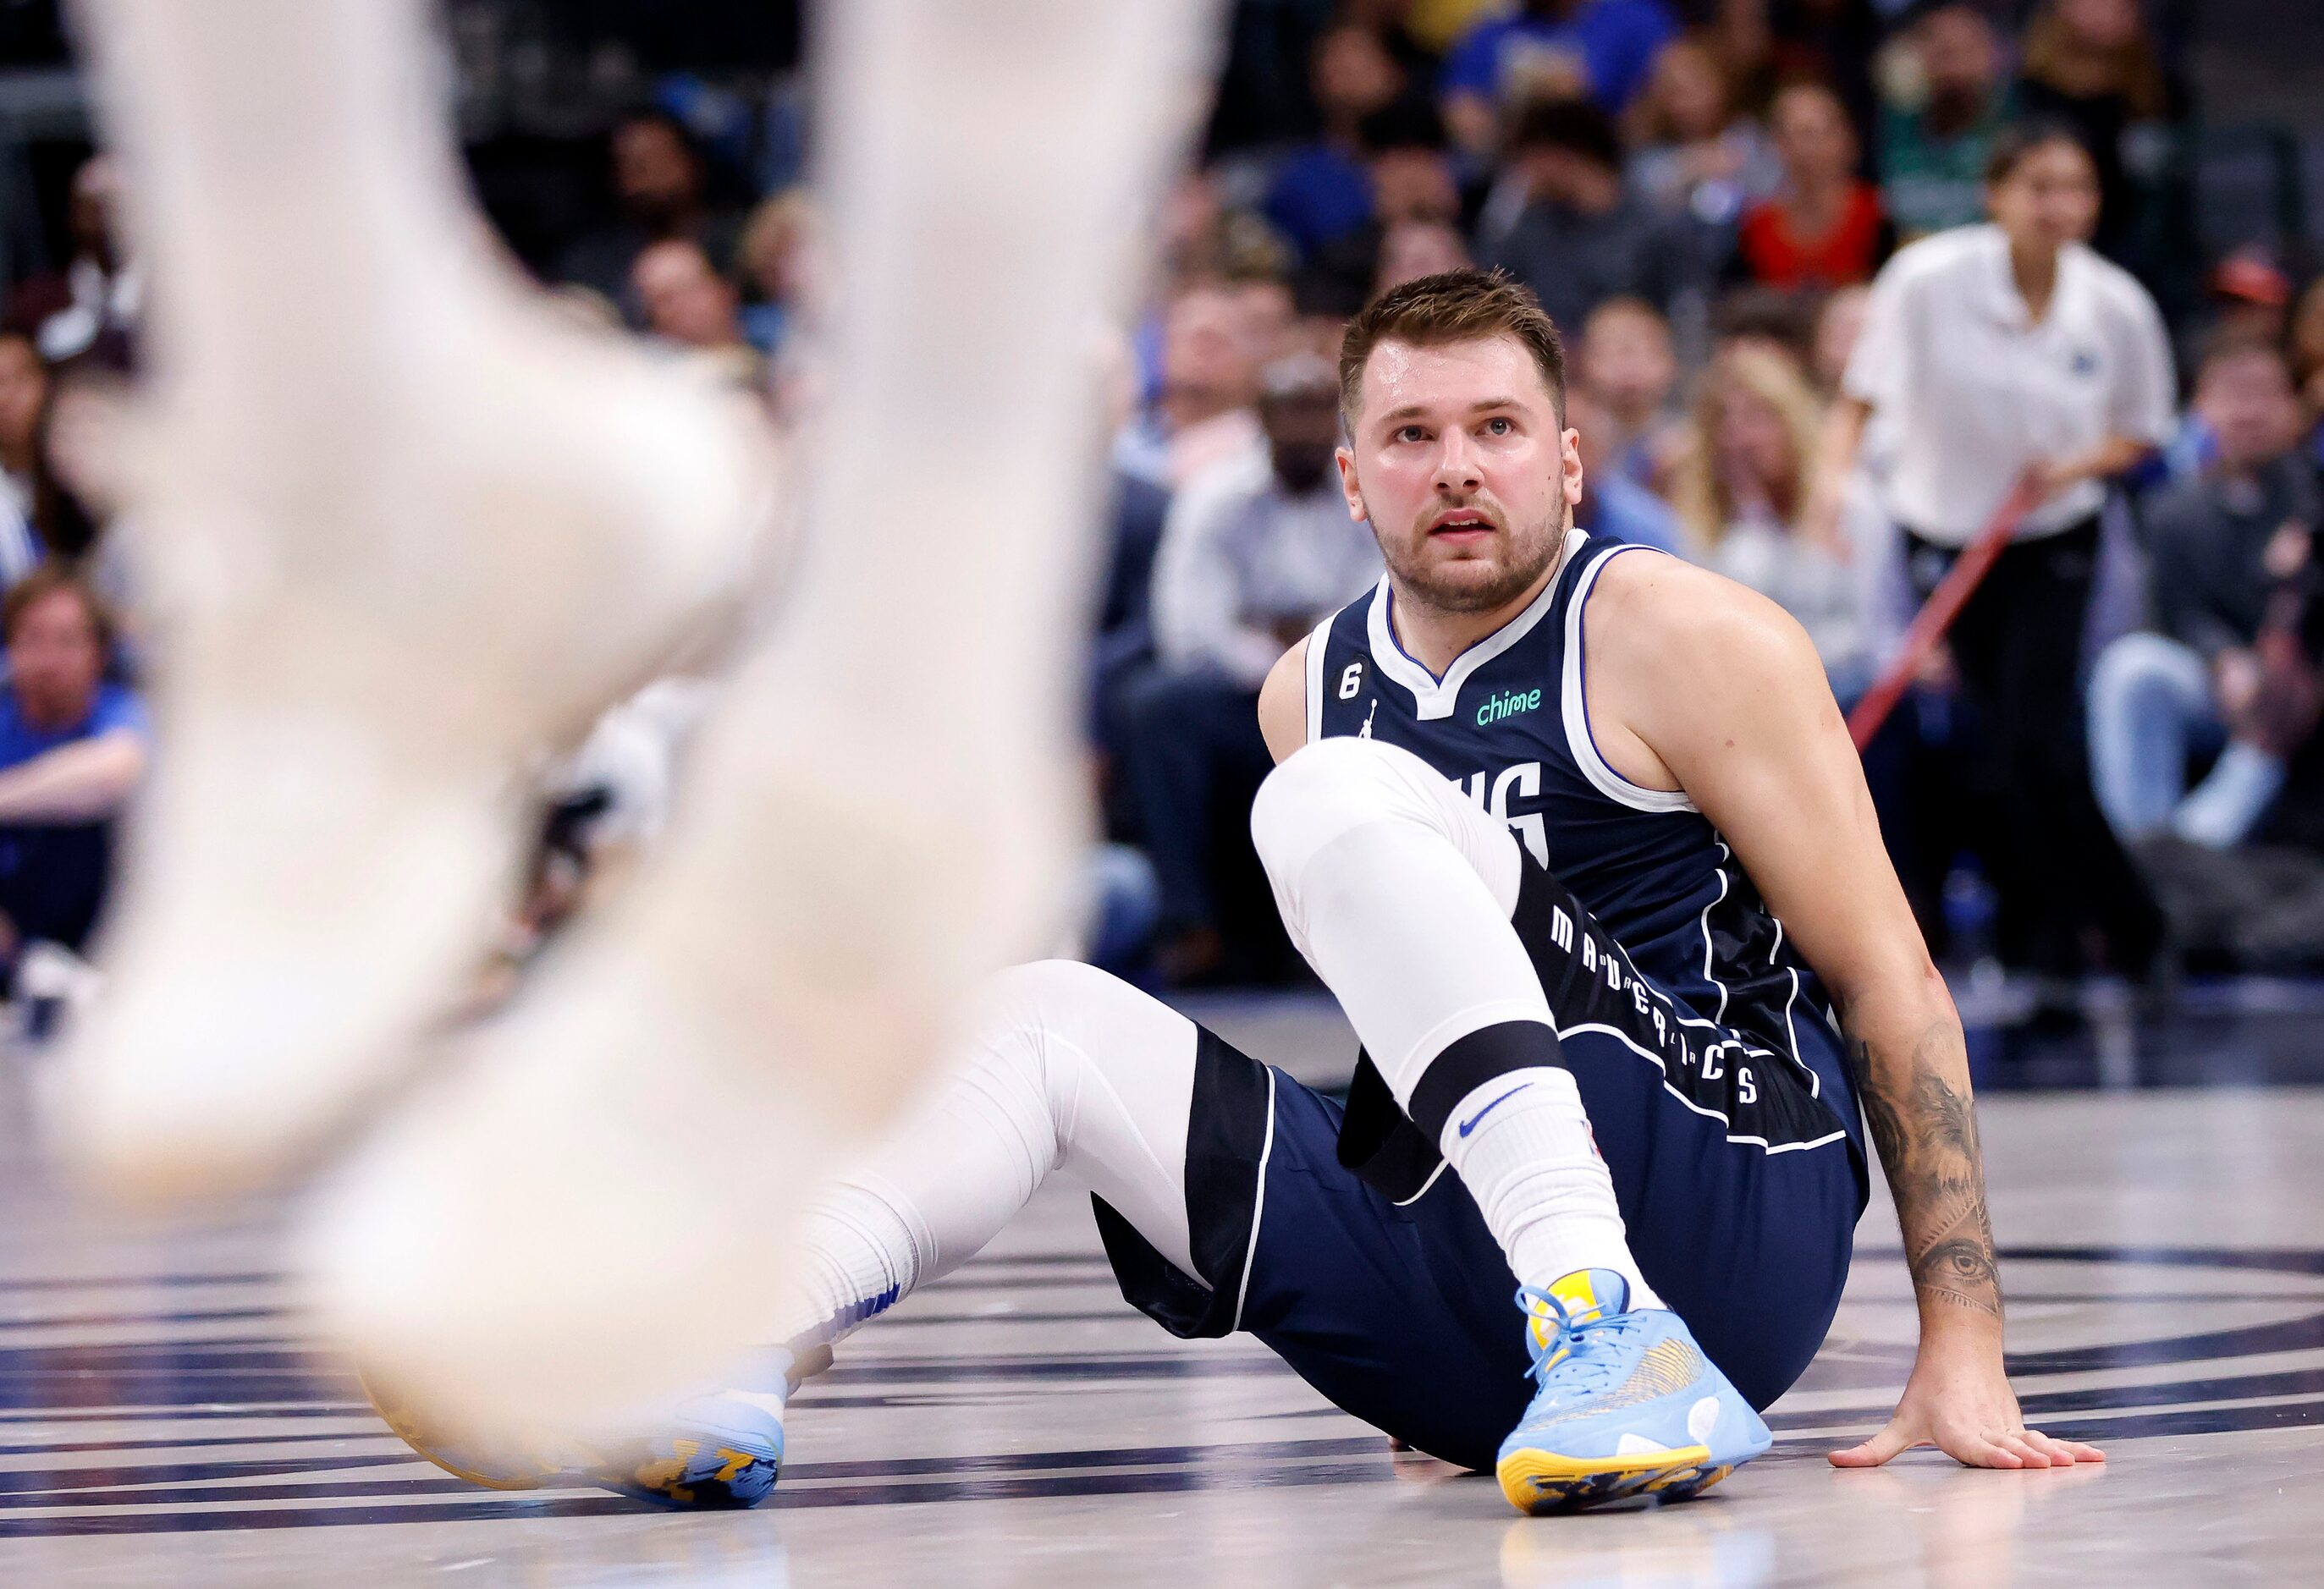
[1475,687,1543,727]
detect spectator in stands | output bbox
[1576,295,1681,487]
[1666,347,1873,693]
[1567,384,1683,553]
[2290,273,2324,465]
[0,337,118,596]
[2090,335,2316,849]
[1814,122,2175,976]
[1440,0,1681,154]
[1125,354,1384,981]
[631,239,764,389]
[736,190,816,360]
[1624,33,1776,231]
[1373,217,1471,295]
[1720,0,1885,143]
[2201,250,2294,351]
[1732,81,1890,291]
[1810,283,1870,395]
[1363,102,1464,234]
[1264,24,1411,262]
[1877,2,2013,241]
[0,569,146,981]
[1709,283,1818,375]
[1115,283,1268,492]
[1301,102,1466,311]
[2017,0,2173,260]
[1227,273,1299,371]
[3,156,139,367]
[1159,170,1232,284]
[0,333,44,551]
[1479,98,1691,338]
[559,110,746,324]
[2165,255,2294,481]
[1345,0,1446,80]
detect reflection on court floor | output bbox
[0,1064,2318,1585]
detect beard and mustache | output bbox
[1377,489,1572,615]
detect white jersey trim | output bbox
[1561,544,1699,814]
[1302,615,1333,745]
[1391,1159,1452,1207]
[1557,1020,1849,1156]
[1228,1066,1279,1333]
[1699,843,1733,1024]
[1363,527,1588,722]
[1769,916,1820,1097]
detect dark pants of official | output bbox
[1903,516,2161,976]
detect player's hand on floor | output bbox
[1829,1347,2104,1470]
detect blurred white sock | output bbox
[57,1,778,1196]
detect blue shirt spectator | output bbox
[0,678,146,767]
[1262,25,1411,261]
[1441,1,1678,125]
[0,569,148,969]
[1263,146,1375,262]
[1586,471,1686,555]
[1567,387,1682,556]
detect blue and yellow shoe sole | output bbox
[1496,1443,1737,1514]
[587,1432,779,1509]
[366,1370,779,1509]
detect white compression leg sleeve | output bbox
[776,959,1202,1354]
[1251,737,1658,1306]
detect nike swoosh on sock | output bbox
[1457,1083,1532,1138]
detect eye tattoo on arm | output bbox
[1848,1031,2001,1317]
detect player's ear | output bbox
[1336,445,1365,524]
[1560,417,1584,507]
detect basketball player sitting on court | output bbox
[378,270,2100,1515]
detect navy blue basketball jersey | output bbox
[1306,530,1859,1139]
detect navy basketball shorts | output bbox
[1098,864,1868,1474]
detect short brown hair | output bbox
[2195,326,2292,386]
[1338,268,1567,427]
[3,566,113,652]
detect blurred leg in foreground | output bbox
[63,0,1220,1430]
[61,0,777,1190]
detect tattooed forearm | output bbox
[1846,1031,2002,1319]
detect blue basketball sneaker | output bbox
[1495,1269,1771,1515]
[579,1388,785,1509]
[367,1355,802,1509]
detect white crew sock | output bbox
[1438,1064,1663,1307]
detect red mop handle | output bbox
[1847,478,2043,752]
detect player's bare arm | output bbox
[1258,638,1308,764]
[1582,550,2102,1471]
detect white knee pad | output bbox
[1251,737,1523,919]
[1251,738,1445,882]
[961,956,1191,1149]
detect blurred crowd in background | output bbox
[2,0,2323,1018]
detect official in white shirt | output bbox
[1809,122,2173,978]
